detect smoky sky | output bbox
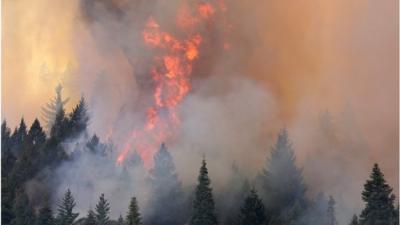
[2,0,398,223]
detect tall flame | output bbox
[117,1,227,167]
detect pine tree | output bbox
[117,215,124,225]
[326,196,338,225]
[126,197,142,225]
[393,204,399,225]
[190,158,218,225]
[11,191,35,225]
[11,118,28,153]
[28,118,46,146]
[2,120,12,149]
[10,145,38,189]
[42,84,69,133]
[238,188,267,225]
[95,193,111,225]
[84,209,96,225]
[50,106,69,141]
[68,96,89,137]
[2,145,17,178]
[2,177,16,224]
[359,164,397,225]
[258,128,307,223]
[218,163,250,225]
[349,215,359,225]
[56,189,79,225]
[307,192,329,225]
[16,118,28,143]
[86,134,100,153]
[147,143,186,225]
[128,151,144,168]
[36,198,55,225]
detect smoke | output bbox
[3,0,398,223]
[51,136,151,219]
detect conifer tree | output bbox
[117,215,124,225]
[307,192,329,225]
[238,188,267,225]
[2,178,15,224]
[359,164,397,225]
[190,158,218,225]
[95,193,111,225]
[11,191,35,225]
[126,197,142,225]
[50,107,69,141]
[2,145,16,178]
[28,118,46,146]
[42,84,69,133]
[258,128,307,223]
[326,196,338,225]
[349,215,359,225]
[56,189,79,225]
[2,120,11,148]
[86,134,100,153]
[84,209,96,225]
[69,96,89,137]
[36,198,55,225]
[147,143,186,225]
[12,118,28,153]
[218,163,250,225]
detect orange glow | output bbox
[117,1,226,167]
[197,3,215,19]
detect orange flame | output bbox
[117,0,228,167]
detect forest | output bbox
[1,88,398,225]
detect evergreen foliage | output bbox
[326,196,338,225]
[147,143,186,225]
[359,164,397,225]
[190,158,218,225]
[2,120,12,149]
[95,194,111,225]
[36,198,55,225]
[56,189,79,225]
[117,215,124,225]
[28,118,46,146]
[84,209,96,225]
[238,188,267,225]
[68,96,89,137]
[126,197,142,225]
[11,191,35,225]
[258,128,307,224]
[50,106,69,141]
[42,84,69,133]
[218,163,250,225]
[349,215,359,225]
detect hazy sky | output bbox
[2,0,398,208]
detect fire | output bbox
[117,0,228,167]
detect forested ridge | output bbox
[2,88,398,225]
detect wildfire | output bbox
[117,1,228,167]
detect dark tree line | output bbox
[1,85,90,225]
[1,90,398,225]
